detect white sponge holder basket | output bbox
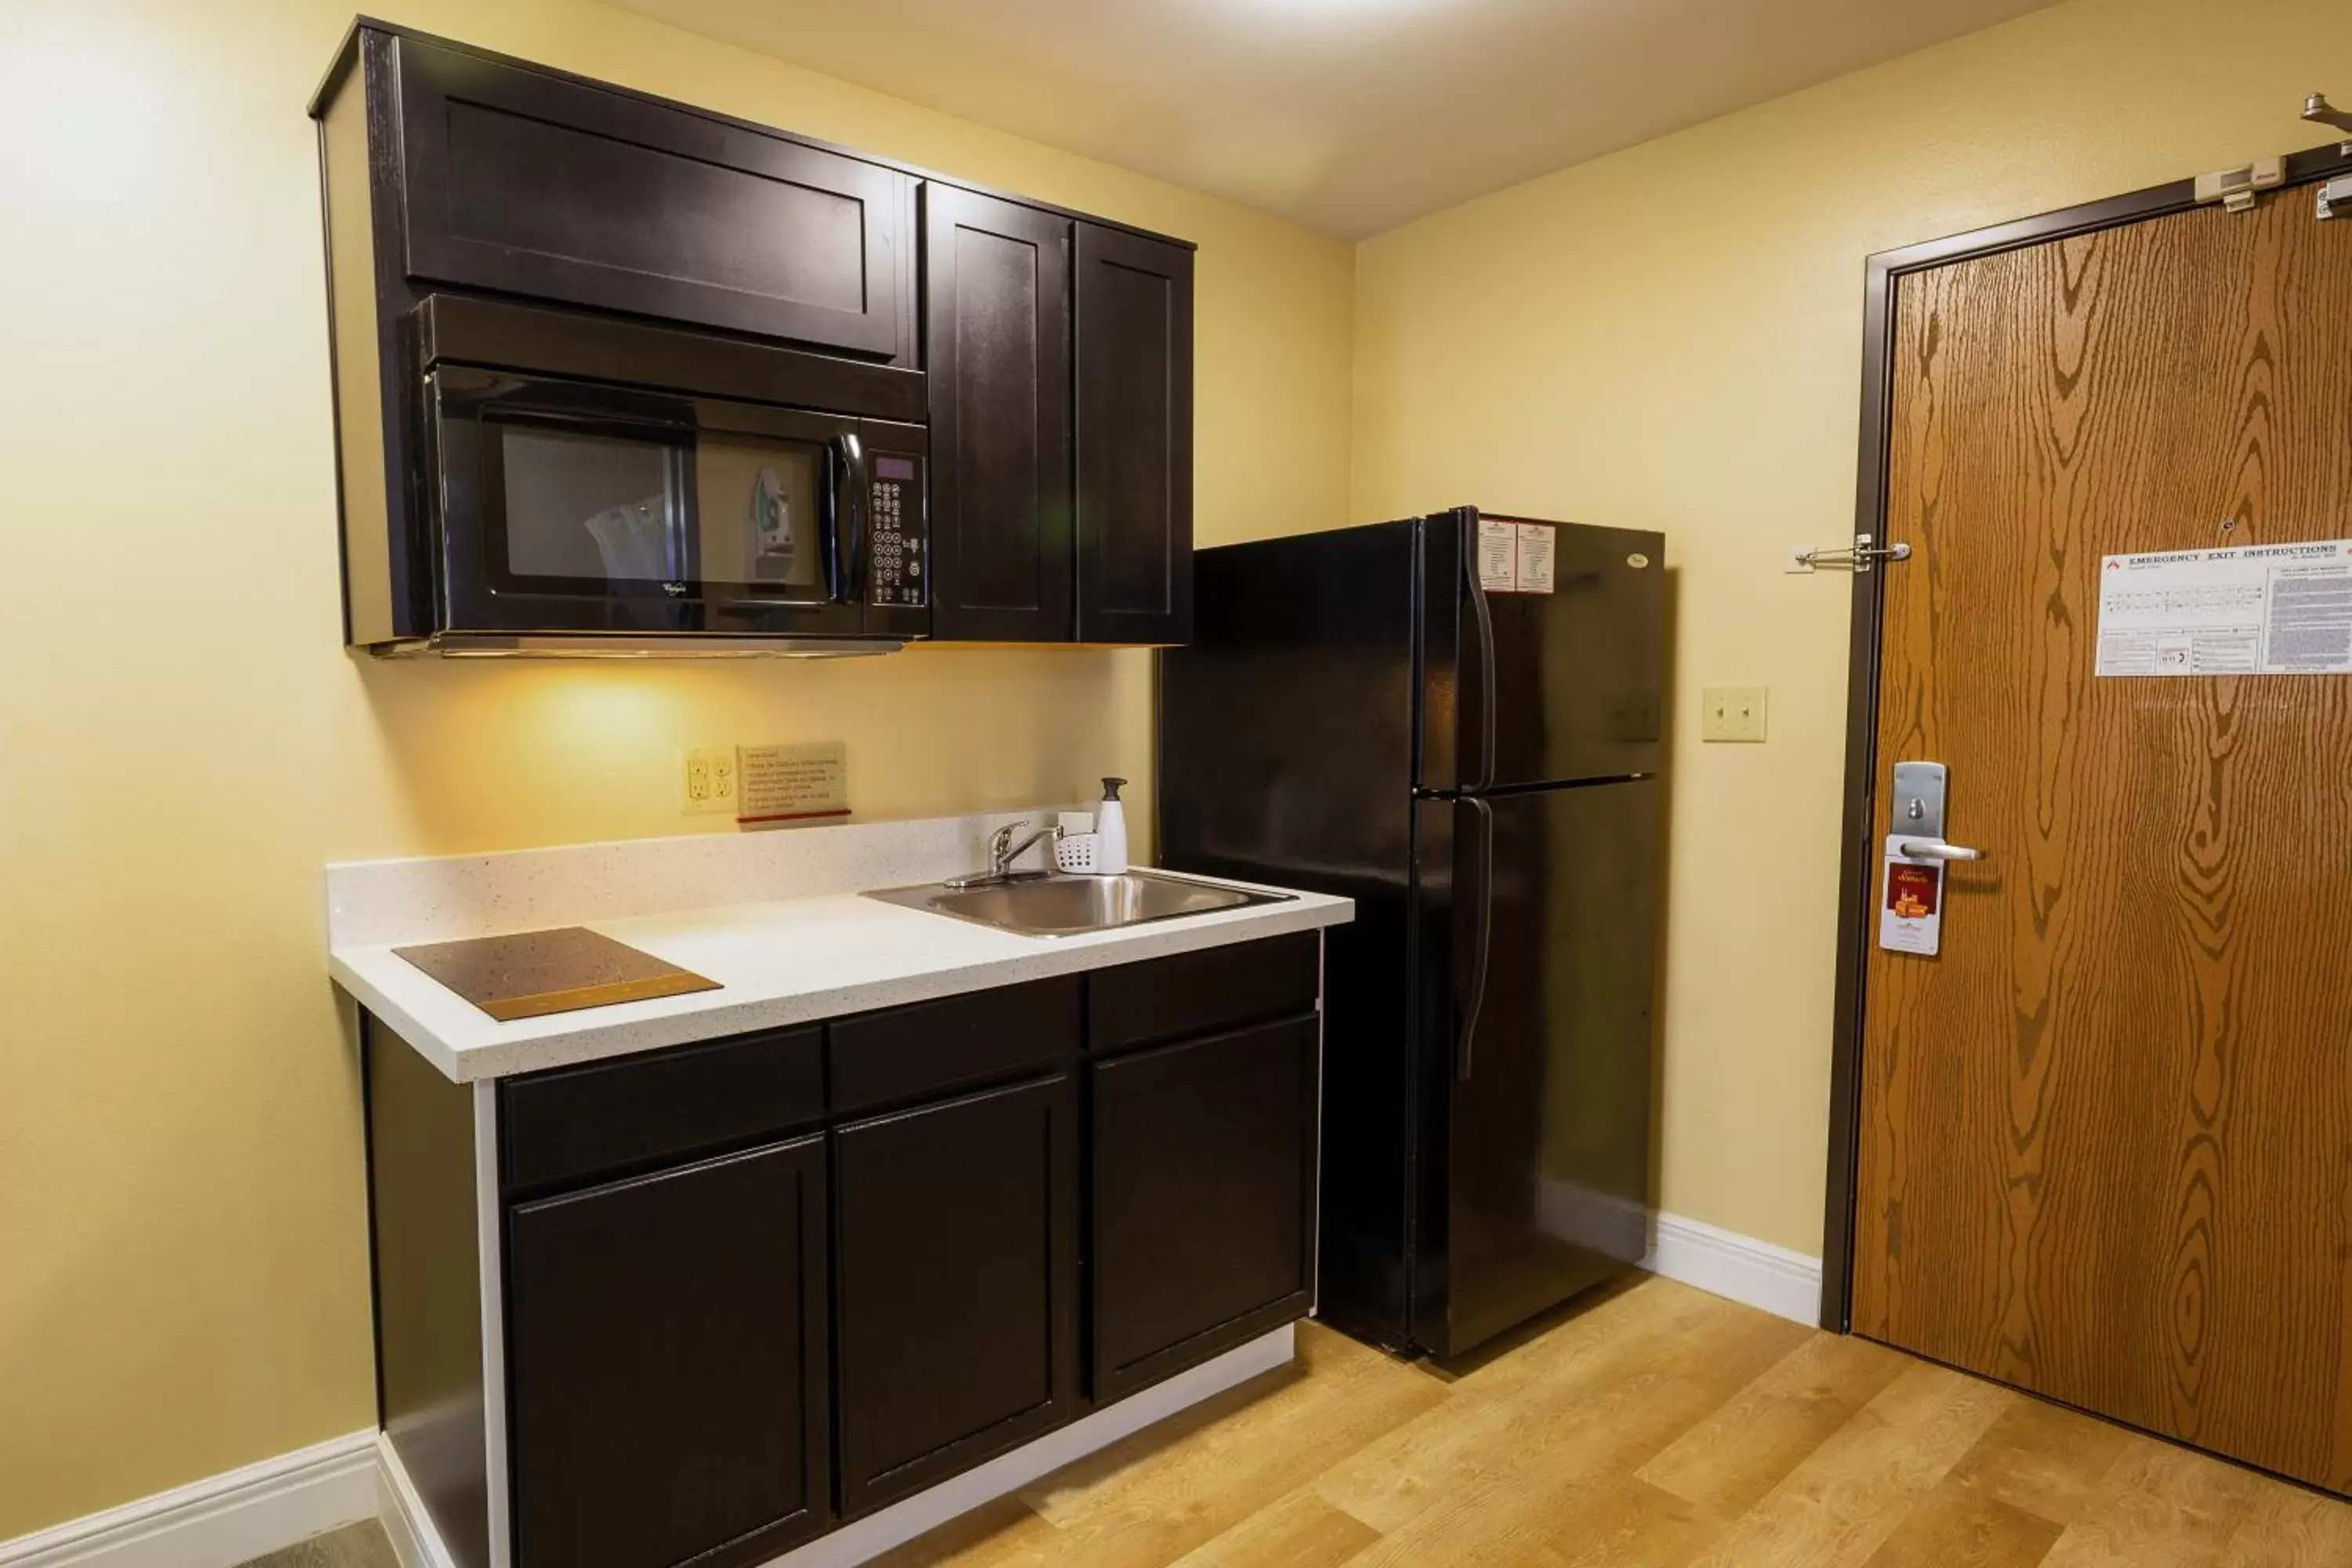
[1054,833,1103,874]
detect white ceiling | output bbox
[610,0,2060,238]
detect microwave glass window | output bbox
[501,426,681,583]
[695,440,823,593]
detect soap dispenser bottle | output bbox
[1095,777,1130,875]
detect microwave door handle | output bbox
[831,432,866,604]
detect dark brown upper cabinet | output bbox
[924,187,1076,642]
[313,21,1196,652]
[387,33,917,361]
[920,206,1195,647]
[1076,224,1195,645]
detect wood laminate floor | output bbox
[876,1276,2352,1568]
[239,1277,2352,1568]
[241,1520,398,1568]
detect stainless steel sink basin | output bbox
[866,870,1289,938]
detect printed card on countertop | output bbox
[737,741,850,826]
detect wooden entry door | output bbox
[1851,186,2352,1493]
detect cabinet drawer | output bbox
[500,1027,824,1194]
[388,34,916,361]
[1087,933,1318,1056]
[829,977,1081,1115]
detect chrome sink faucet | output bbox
[945,820,1064,889]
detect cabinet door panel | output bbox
[506,1137,829,1568]
[1074,224,1192,645]
[393,35,915,360]
[927,187,1074,641]
[1091,1016,1317,1402]
[833,1074,1077,1516]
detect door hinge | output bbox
[2194,156,2284,213]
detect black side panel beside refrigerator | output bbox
[1158,521,1422,1348]
[1416,779,1661,1359]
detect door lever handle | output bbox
[1899,840,1984,862]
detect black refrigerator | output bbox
[1158,506,1664,1360]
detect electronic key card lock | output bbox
[1878,762,1986,957]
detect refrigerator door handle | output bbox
[1462,514,1498,791]
[1456,795,1496,1082]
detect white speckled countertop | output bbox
[326,811,1352,1083]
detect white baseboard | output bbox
[1642,1210,1824,1326]
[373,1435,456,1568]
[377,1322,1295,1568]
[762,1324,1294,1568]
[1534,1178,1823,1327]
[0,1215,1805,1568]
[5,1321,1292,1568]
[0,1432,377,1568]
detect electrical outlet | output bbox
[682,746,739,815]
[1700,686,1769,743]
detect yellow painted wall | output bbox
[1352,0,2352,1256]
[0,0,1351,1536]
[15,0,2352,1537]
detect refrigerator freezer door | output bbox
[1414,779,1661,1359]
[1425,509,1668,792]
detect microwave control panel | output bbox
[868,453,927,608]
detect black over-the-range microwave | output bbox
[342,295,931,655]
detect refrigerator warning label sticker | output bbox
[1475,519,1559,593]
[1477,520,1518,593]
[2095,538,2352,676]
[1878,836,1944,956]
[1515,524,1556,594]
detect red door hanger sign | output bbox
[1878,837,1944,956]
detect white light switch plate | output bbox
[1701,687,1769,743]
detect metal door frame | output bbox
[1819,141,2352,1332]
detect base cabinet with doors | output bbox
[364,931,1322,1568]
